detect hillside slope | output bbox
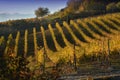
[0,12,120,63]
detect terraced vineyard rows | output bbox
[0,13,120,62]
[55,22,72,46]
[48,24,62,51]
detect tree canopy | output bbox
[66,0,120,12]
[35,7,49,17]
[67,0,82,10]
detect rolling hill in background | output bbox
[0,13,35,22]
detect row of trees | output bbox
[34,0,120,18]
[66,0,120,12]
[59,0,120,18]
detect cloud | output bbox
[0,13,35,22]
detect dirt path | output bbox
[58,70,120,80]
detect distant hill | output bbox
[0,13,35,22]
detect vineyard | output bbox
[0,13,120,64]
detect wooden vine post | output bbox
[43,47,46,73]
[73,41,77,71]
[107,38,110,65]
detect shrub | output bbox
[116,2,120,11]
[106,2,119,13]
[0,54,31,80]
[85,2,106,13]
